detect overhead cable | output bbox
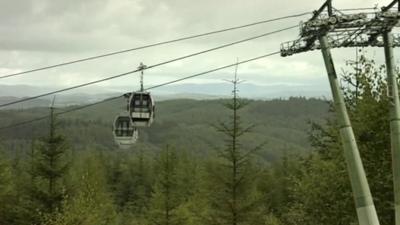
[0,12,311,79]
[0,25,297,108]
[0,51,279,130]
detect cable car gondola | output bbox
[129,91,155,127]
[113,113,138,149]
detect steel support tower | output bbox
[381,2,400,224]
[281,1,400,224]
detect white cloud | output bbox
[0,0,393,98]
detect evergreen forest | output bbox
[0,56,397,225]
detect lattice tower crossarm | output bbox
[280,8,400,56]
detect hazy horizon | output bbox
[0,0,394,101]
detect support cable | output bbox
[0,51,279,130]
[0,25,297,108]
[0,12,311,79]
[336,7,377,12]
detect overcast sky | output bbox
[0,0,395,98]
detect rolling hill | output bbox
[0,97,331,161]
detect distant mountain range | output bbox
[0,83,331,109]
[149,83,330,99]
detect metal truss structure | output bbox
[280,1,400,225]
[281,1,400,56]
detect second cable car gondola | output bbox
[112,113,139,149]
[129,91,155,127]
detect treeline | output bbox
[0,54,397,225]
[0,96,329,160]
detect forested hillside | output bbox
[0,56,396,225]
[0,97,329,161]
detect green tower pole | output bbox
[319,35,380,225]
[383,31,400,225]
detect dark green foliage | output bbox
[7,62,399,225]
[45,151,117,225]
[148,146,184,225]
[30,107,70,215]
[112,149,154,225]
[0,94,333,225]
[0,97,329,160]
[276,53,395,225]
[344,55,393,224]
[0,149,16,224]
[201,76,265,225]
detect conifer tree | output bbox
[283,53,394,225]
[31,104,69,215]
[203,65,264,225]
[0,149,15,224]
[0,145,38,225]
[116,149,153,225]
[44,151,117,225]
[148,146,184,225]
